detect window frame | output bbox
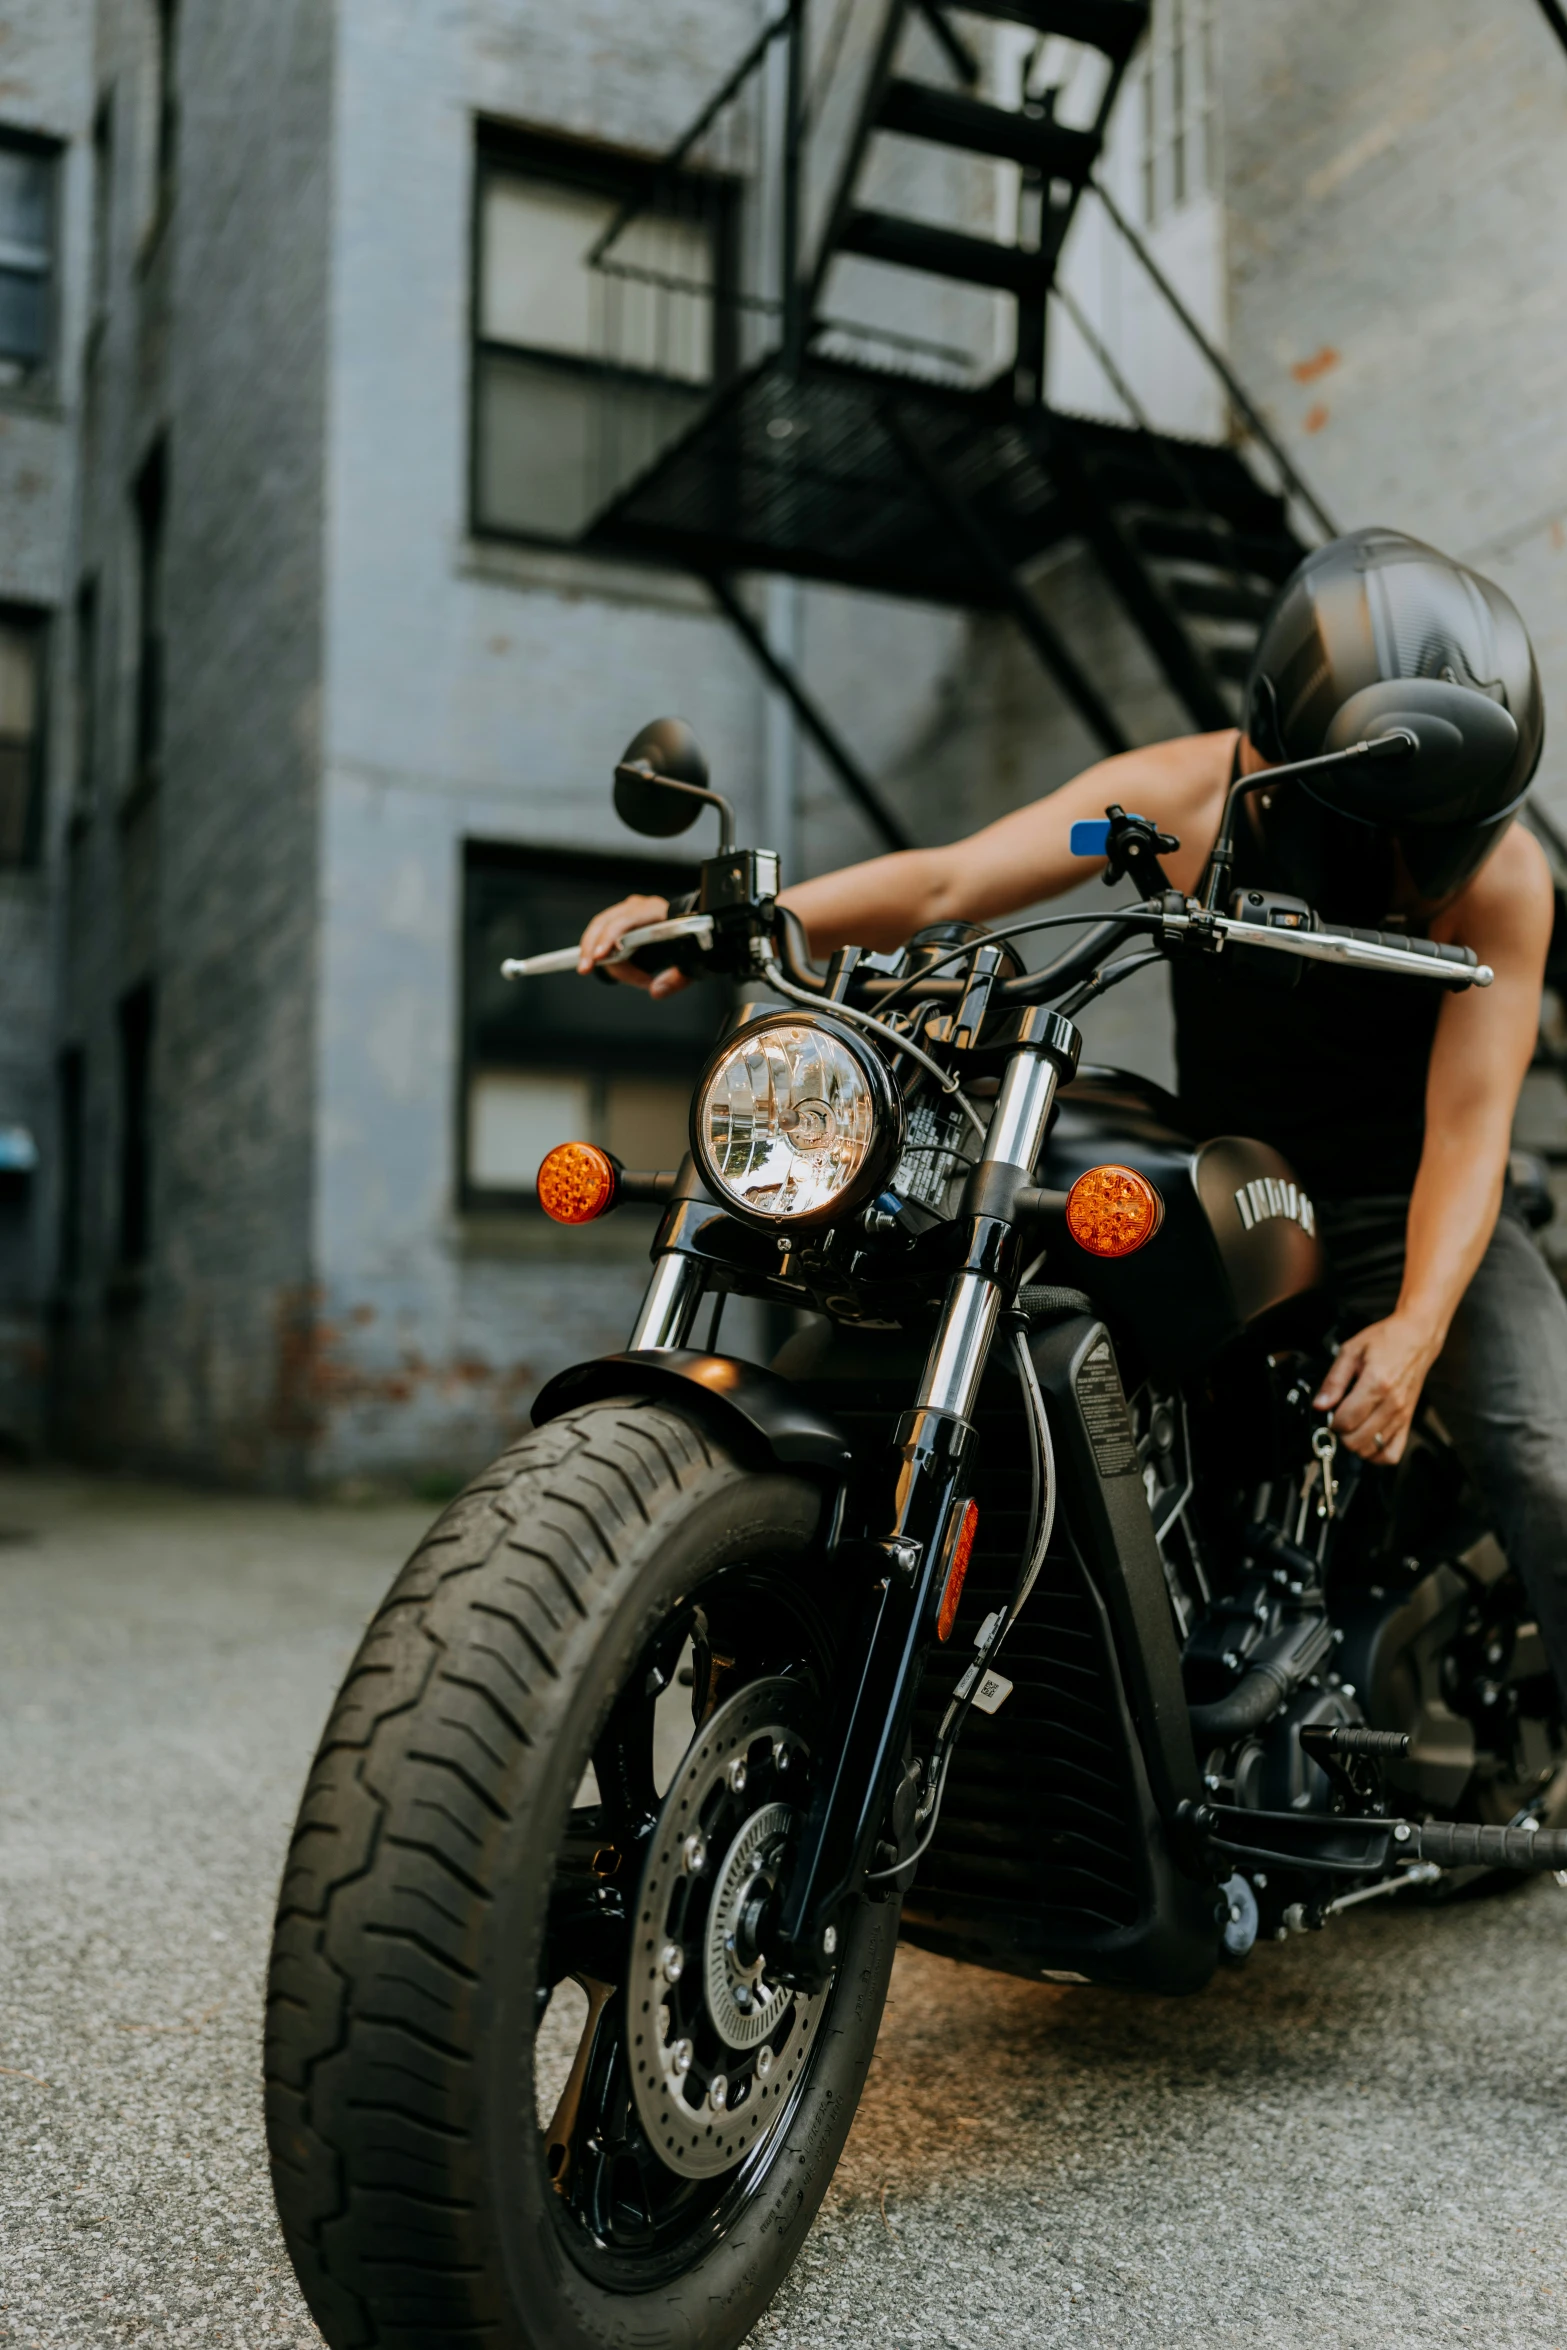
[468,118,740,553]
[0,599,50,872]
[459,838,717,1215]
[0,124,63,395]
[1136,0,1219,232]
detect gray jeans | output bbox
[1319,1195,1567,1704]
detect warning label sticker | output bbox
[1075,1337,1139,1479]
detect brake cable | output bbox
[757,951,988,1142]
[865,1324,1058,1884]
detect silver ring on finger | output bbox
[1372,1430,1386,1452]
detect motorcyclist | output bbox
[578,528,1567,1696]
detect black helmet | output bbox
[1244,526,1543,912]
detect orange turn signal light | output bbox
[937,1499,979,1644]
[537,1142,620,1225]
[1065,1162,1164,1260]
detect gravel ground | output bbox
[1,1467,1564,2349]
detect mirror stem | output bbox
[613,763,736,853]
[1202,730,1416,912]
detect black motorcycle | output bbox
[266,697,1567,2350]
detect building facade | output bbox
[2,0,1565,1485]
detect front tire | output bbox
[265,1398,896,2350]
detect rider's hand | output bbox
[576,893,690,997]
[1312,1311,1444,1465]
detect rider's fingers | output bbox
[1313,1341,1363,1411]
[648,966,691,998]
[577,904,631,972]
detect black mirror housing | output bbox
[613,717,712,838]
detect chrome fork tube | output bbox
[628,1253,704,1352]
[915,1050,1064,1422]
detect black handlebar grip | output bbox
[1410,1820,1567,1871]
[1317,923,1478,970]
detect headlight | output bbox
[692,1015,903,1229]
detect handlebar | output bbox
[500,911,715,981]
[500,894,1491,1001]
[1164,908,1491,987]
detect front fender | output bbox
[531,1350,855,1482]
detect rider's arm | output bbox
[576,731,1234,990]
[1315,822,1554,1462]
[778,732,1232,952]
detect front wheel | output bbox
[264,1398,897,2350]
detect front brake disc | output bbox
[626,1675,826,2180]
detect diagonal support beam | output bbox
[704,571,913,852]
[1540,0,1567,54]
[881,402,1130,756]
[1022,410,1236,735]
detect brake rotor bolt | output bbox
[681,1834,707,1875]
[734,1983,753,2011]
[756,2046,775,2080]
[660,1943,684,1984]
[671,2038,694,2075]
[709,2075,729,2112]
[822,1925,838,1956]
[726,1756,748,1794]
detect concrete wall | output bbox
[1220,0,1567,816]
[53,0,334,1482]
[307,0,976,1484]
[0,0,93,1453]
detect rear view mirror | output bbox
[1322,678,1519,820]
[613,718,717,839]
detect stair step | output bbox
[1166,573,1277,622]
[1128,512,1301,581]
[877,77,1100,178]
[934,0,1149,65]
[838,206,1047,295]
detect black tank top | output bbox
[1169,816,1439,1200]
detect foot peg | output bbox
[1401,1819,1567,1873]
[1302,1726,1410,1760]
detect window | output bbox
[462,843,721,1206]
[91,94,114,319]
[472,125,733,543]
[0,604,47,867]
[57,1046,84,1288]
[0,130,59,388]
[1138,0,1218,228]
[132,437,167,793]
[74,578,98,814]
[117,980,155,1267]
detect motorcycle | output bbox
[266,694,1567,2350]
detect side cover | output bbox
[786,1315,1221,1995]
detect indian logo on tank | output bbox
[1233,1176,1316,1237]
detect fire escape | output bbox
[569,0,1337,851]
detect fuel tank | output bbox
[1038,1067,1325,1374]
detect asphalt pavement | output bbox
[1,1467,1564,2349]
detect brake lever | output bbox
[500,912,715,981]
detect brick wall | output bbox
[54,0,334,1483]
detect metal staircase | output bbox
[568,0,1334,846]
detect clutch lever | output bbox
[500,911,715,981]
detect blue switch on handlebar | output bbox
[1069,819,1112,857]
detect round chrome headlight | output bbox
[692,1015,903,1229]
